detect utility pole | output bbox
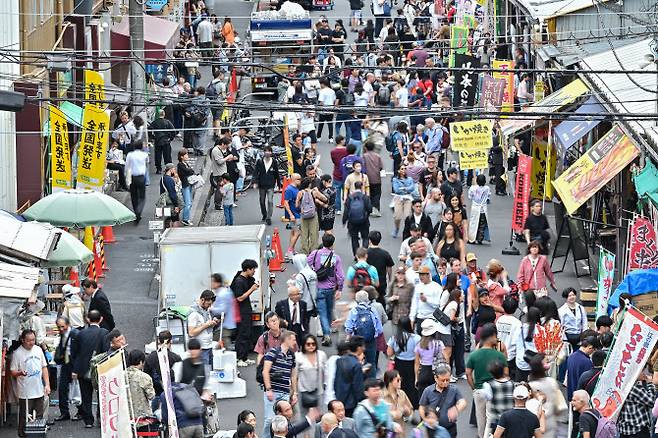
[129,0,145,113]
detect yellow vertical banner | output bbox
[84,70,106,109]
[492,59,515,113]
[531,136,556,200]
[76,105,110,191]
[50,106,72,192]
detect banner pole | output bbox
[542,121,552,211]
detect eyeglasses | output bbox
[305,342,317,346]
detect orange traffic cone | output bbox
[93,237,103,279]
[101,226,116,244]
[87,259,97,281]
[269,228,286,272]
[277,177,290,208]
[69,266,80,287]
[99,235,109,272]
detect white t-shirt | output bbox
[372,0,385,15]
[318,87,337,107]
[299,113,316,134]
[10,345,47,399]
[188,311,214,349]
[405,267,420,286]
[395,87,409,108]
[354,91,370,107]
[496,314,522,361]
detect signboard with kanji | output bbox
[50,105,72,192]
[76,105,110,191]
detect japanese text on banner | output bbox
[627,216,658,271]
[596,248,615,318]
[591,307,658,419]
[449,26,469,67]
[49,106,72,192]
[530,136,556,200]
[97,351,133,438]
[84,70,106,110]
[492,60,514,113]
[450,120,493,151]
[479,75,506,113]
[512,154,532,233]
[459,149,489,170]
[76,105,109,191]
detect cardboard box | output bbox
[632,292,658,317]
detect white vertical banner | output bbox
[158,348,179,437]
[591,307,658,419]
[595,247,615,318]
[97,350,133,437]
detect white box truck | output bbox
[158,224,269,326]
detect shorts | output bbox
[287,220,301,231]
[351,10,362,18]
[437,332,454,347]
[303,130,318,144]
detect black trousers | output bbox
[154,142,172,172]
[106,162,128,190]
[393,154,402,176]
[620,428,651,438]
[209,175,223,209]
[79,377,95,426]
[130,175,147,220]
[348,222,369,256]
[450,326,466,376]
[316,113,334,140]
[370,183,382,211]
[235,312,253,361]
[58,363,73,416]
[494,165,506,194]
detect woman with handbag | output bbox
[516,241,557,298]
[515,307,540,382]
[386,316,420,408]
[528,354,564,438]
[485,260,511,313]
[295,334,327,416]
[443,288,465,383]
[383,370,413,435]
[558,287,588,352]
[414,321,445,393]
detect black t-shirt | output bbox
[440,180,462,200]
[523,213,550,237]
[317,27,333,45]
[579,410,599,438]
[367,247,395,290]
[497,408,540,437]
[291,147,305,175]
[231,273,256,315]
[477,305,496,328]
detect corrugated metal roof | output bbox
[159,225,266,245]
[515,0,611,20]
[578,37,658,151]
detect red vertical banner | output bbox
[512,154,532,233]
[627,216,658,271]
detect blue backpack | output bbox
[354,306,376,341]
[348,193,367,225]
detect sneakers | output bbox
[371,208,382,218]
[237,360,250,367]
[246,359,256,365]
[336,210,341,215]
[328,137,334,143]
[266,218,272,226]
[182,220,193,226]
[322,336,332,346]
[285,249,295,259]
[391,228,399,238]
[459,374,467,380]
[450,376,458,383]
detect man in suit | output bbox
[54,316,79,421]
[273,400,320,438]
[82,278,115,331]
[318,413,359,438]
[275,285,309,343]
[71,310,109,428]
[315,403,357,438]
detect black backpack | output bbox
[255,333,271,385]
[313,250,334,282]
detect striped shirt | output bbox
[264,347,296,394]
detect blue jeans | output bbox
[335,115,351,143]
[202,348,213,366]
[332,179,343,212]
[182,185,192,221]
[223,204,234,225]
[316,288,335,336]
[263,392,290,438]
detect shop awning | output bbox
[552,124,640,214]
[0,262,40,299]
[499,79,590,137]
[111,14,180,60]
[146,0,168,12]
[553,95,606,152]
[60,101,83,127]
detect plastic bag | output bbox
[70,380,81,406]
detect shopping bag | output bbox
[70,380,81,406]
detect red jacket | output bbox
[516,255,555,291]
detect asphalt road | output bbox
[23,1,580,437]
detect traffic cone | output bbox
[87,259,97,281]
[277,176,290,208]
[101,226,116,244]
[269,228,286,272]
[99,235,109,272]
[92,236,103,279]
[69,266,80,287]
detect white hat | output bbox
[513,385,530,399]
[421,319,441,337]
[62,284,80,297]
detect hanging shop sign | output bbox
[596,248,616,318]
[552,125,640,214]
[479,75,506,113]
[76,105,110,191]
[49,106,72,192]
[530,136,556,201]
[84,70,106,110]
[553,95,606,152]
[450,120,493,151]
[511,154,532,234]
[452,54,480,109]
[627,216,658,272]
[492,59,514,113]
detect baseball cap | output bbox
[419,265,431,275]
[466,253,477,262]
[396,265,407,273]
[513,385,530,399]
[62,284,80,297]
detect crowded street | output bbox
[1,0,658,437]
